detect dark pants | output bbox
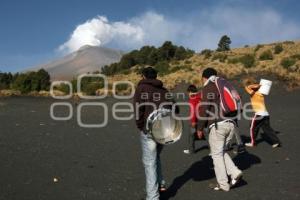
[188,127,197,152]
[250,115,280,145]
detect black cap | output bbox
[187,84,198,93]
[202,67,217,79]
[141,67,157,79]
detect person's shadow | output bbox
[160,152,261,200]
[160,155,214,200]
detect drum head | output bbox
[148,109,183,145]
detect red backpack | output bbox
[214,77,242,116]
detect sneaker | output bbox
[159,183,167,193]
[231,172,243,187]
[183,149,191,154]
[245,143,255,147]
[209,183,229,192]
[183,149,195,154]
[272,143,280,148]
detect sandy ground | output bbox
[0,87,299,200]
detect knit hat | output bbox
[202,67,217,79]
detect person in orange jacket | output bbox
[183,85,204,154]
[245,83,281,148]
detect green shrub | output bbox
[101,41,194,76]
[228,54,256,68]
[170,65,182,73]
[283,41,295,45]
[212,53,227,62]
[200,49,213,59]
[227,57,240,64]
[120,69,131,75]
[54,83,70,94]
[0,72,13,90]
[171,60,180,65]
[154,61,171,76]
[240,54,256,68]
[281,57,296,69]
[244,45,249,48]
[254,44,263,52]
[291,54,300,60]
[184,65,193,72]
[184,60,192,64]
[259,50,273,60]
[116,83,129,91]
[11,69,50,93]
[274,44,283,54]
[80,77,104,95]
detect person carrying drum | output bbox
[133,67,178,200]
[183,84,205,154]
[197,67,243,192]
[244,83,281,148]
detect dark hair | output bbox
[202,67,217,79]
[141,67,157,79]
[187,84,198,93]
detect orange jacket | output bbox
[245,84,269,115]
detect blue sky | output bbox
[0,0,300,72]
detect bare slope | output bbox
[31,45,123,80]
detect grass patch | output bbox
[259,50,273,60]
[274,44,284,54]
[254,44,263,52]
[184,60,192,64]
[154,61,171,76]
[291,54,300,60]
[115,83,129,91]
[212,53,227,62]
[200,49,213,59]
[281,57,296,69]
[228,54,256,68]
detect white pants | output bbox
[209,122,242,191]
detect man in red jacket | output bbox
[183,84,204,154]
[197,68,242,191]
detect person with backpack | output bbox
[133,67,178,200]
[183,84,204,154]
[244,83,281,148]
[197,67,243,192]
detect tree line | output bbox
[101,41,195,75]
[0,69,50,93]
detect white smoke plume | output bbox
[59,8,300,53]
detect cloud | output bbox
[58,16,144,53]
[58,7,300,53]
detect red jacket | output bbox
[189,92,201,124]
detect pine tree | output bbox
[217,35,231,51]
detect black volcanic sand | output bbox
[0,88,299,200]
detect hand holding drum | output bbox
[146,108,183,145]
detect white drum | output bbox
[259,79,272,95]
[146,108,183,145]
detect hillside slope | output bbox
[104,40,300,93]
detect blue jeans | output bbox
[140,132,165,200]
